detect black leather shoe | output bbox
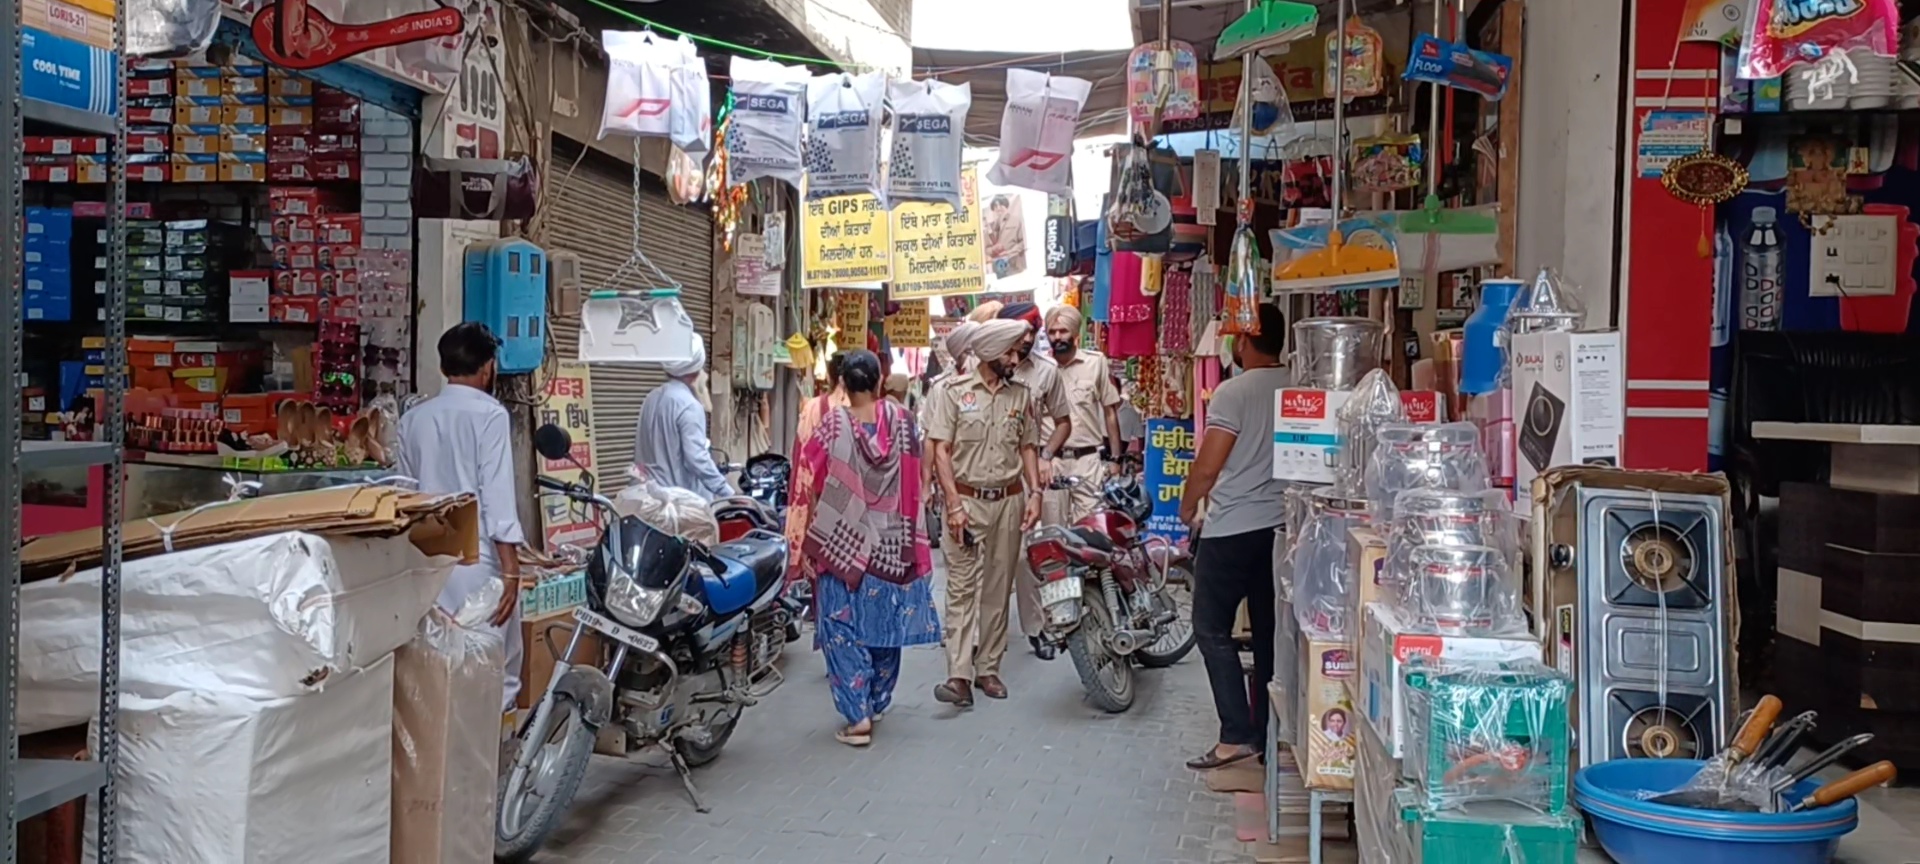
[1030,635,1057,661]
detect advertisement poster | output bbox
[1143,419,1196,543]
[734,233,781,297]
[890,166,986,299]
[801,192,892,286]
[536,362,597,552]
[1636,110,1710,178]
[885,299,931,347]
[835,289,871,337]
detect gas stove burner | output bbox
[1619,523,1698,596]
[1601,689,1719,763]
[1623,706,1701,759]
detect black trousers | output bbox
[1191,527,1278,748]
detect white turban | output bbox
[971,319,1030,362]
[945,320,981,361]
[661,334,706,378]
[1045,304,1084,334]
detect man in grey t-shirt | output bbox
[1178,303,1289,770]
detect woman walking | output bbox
[785,352,849,581]
[791,351,940,746]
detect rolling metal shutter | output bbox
[547,137,715,492]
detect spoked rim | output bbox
[1148,579,1194,656]
[1085,597,1131,694]
[501,704,579,837]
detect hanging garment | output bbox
[1107,251,1157,359]
[1159,265,1194,356]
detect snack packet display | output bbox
[1350,134,1423,194]
[1736,0,1898,81]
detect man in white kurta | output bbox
[398,322,527,712]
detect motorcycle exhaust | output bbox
[1150,609,1179,628]
[1109,628,1156,655]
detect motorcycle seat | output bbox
[710,531,787,597]
[1070,526,1116,554]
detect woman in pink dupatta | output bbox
[791,350,938,746]
[784,353,848,582]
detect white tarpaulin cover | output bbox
[86,655,396,864]
[19,531,452,734]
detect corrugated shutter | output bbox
[547,137,714,492]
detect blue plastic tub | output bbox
[1574,759,1858,864]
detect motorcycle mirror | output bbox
[534,424,573,461]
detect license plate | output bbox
[1038,578,1082,606]
[573,607,660,654]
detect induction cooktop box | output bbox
[1509,331,1622,509]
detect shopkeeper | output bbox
[1179,303,1290,771]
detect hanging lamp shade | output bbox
[1213,0,1319,60]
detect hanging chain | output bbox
[592,138,678,294]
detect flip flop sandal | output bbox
[836,727,873,747]
[1185,747,1257,771]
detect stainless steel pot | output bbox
[1292,317,1385,390]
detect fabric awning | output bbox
[910,47,1134,145]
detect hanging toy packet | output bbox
[988,69,1093,195]
[1404,33,1514,101]
[886,78,972,209]
[1231,60,1294,138]
[1350,134,1422,194]
[1736,0,1898,80]
[1325,16,1386,99]
[600,31,692,140]
[804,70,887,200]
[726,56,810,190]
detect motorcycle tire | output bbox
[1066,594,1135,713]
[1136,567,1197,669]
[675,704,742,768]
[495,694,595,863]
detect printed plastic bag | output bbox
[1737,0,1897,81]
[669,46,712,159]
[887,78,972,208]
[987,69,1093,195]
[618,466,721,547]
[600,31,690,140]
[1404,33,1514,101]
[804,70,887,200]
[1231,59,1294,138]
[727,56,810,190]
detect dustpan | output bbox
[1214,0,1318,60]
[1398,192,1496,235]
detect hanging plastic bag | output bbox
[1324,15,1386,99]
[1221,224,1262,336]
[669,44,712,160]
[124,0,221,57]
[600,31,688,140]
[666,145,706,205]
[726,56,810,190]
[1736,0,1898,81]
[805,70,887,200]
[988,69,1093,195]
[1230,59,1294,138]
[887,78,972,208]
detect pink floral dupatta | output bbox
[795,400,932,590]
[783,390,845,581]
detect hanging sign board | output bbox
[1143,419,1196,544]
[885,299,931,348]
[251,0,465,70]
[890,166,986,299]
[536,363,597,552]
[734,233,782,297]
[835,289,871,337]
[802,193,892,287]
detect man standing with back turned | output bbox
[925,318,1043,707]
[633,334,733,500]
[398,322,526,713]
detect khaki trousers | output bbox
[1012,453,1106,637]
[944,493,1024,679]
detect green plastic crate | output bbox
[1403,660,1573,814]
[1394,789,1580,864]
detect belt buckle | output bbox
[980,485,1006,501]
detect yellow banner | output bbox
[885,299,931,348]
[835,289,871,337]
[535,362,597,552]
[890,166,986,299]
[1198,39,1325,115]
[801,193,892,287]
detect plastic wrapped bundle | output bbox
[617,466,720,547]
[1291,487,1369,639]
[1335,369,1406,495]
[1365,422,1490,522]
[1403,660,1573,814]
[1278,484,1322,601]
[1381,488,1521,632]
[1390,544,1526,637]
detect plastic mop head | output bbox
[1398,192,1499,235]
[1214,1,1319,60]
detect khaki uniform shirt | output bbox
[1056,350,1122,450]
[925,371,1039,488]
[1012,354,1071,447]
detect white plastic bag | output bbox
[987,69,1092,195]
[600,31,689,140]
[669,47,712,159]
[617,466,721,547]
[887,78,972,208]
[727,56,811,189]
[804,70,887,200]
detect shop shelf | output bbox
[21,440,119,471]
[22,97,117,137]
[10,759,107,823]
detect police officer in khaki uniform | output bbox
[1044,304,1125,519]
[996,304,1074,659]
[925,319,1043,706]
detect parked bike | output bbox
[1021,474,1196,713]
[495,426,791,862]
[713,450,806,635]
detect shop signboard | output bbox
[801,192,892,287]
[216,0,482,94]
[249,0,464,70]
[536,362,598,553]
[1143,419,1196,543]
[835,289,872,338]
[885,299,931,348]
[890,166,987,299]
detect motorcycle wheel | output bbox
[1066,591,1135,713]
[495,694,595,862]
[1137,565,1197,669]
[674,701,742,768]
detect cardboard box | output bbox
[1274,388,1351,484]
[172,155,220,184]
[1299,636,1357,790]
[1509,331,1622,509]
[223,125,268,153]
[391,611,504,864]
[223,101,269,125]
[1357,602,1541,764]
[25,0,115,51]
[1347,525,1389,627]
[520,613,603,711]
[220,154,268,183]
[271,295,321,323]
[268,72,314,98]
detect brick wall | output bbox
[359,104,415,253]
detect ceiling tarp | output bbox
[910,47,1134,145]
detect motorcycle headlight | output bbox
[605,572,674,628]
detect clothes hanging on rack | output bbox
[1107,251,1157,359]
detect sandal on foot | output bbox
[835,726,873,747]
[1185,747,1257,770]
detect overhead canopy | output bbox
[910,47,1134,145]
[1131,0,1418,56]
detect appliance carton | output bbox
[1357,602,1541,764]
[1509,331,1622,509]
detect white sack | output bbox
[600,31,691,140]
[887,79,972,209]
[986,69,1092,195]
[86,655,395,864]
[804,70,887,200]
[20,531,452,733]
[669,48,713,159]
[726,56,810,189]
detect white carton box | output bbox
[1509,330,1622,508]
[1356,602,1541,765]
[1273,388,1351,483]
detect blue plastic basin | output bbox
[1574,759,1858,864]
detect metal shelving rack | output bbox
[3,0,128,860]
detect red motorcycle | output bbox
[1023,474,1196,712]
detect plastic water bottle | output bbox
[1711,222,1733,348]
[1741,207,1784,331]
